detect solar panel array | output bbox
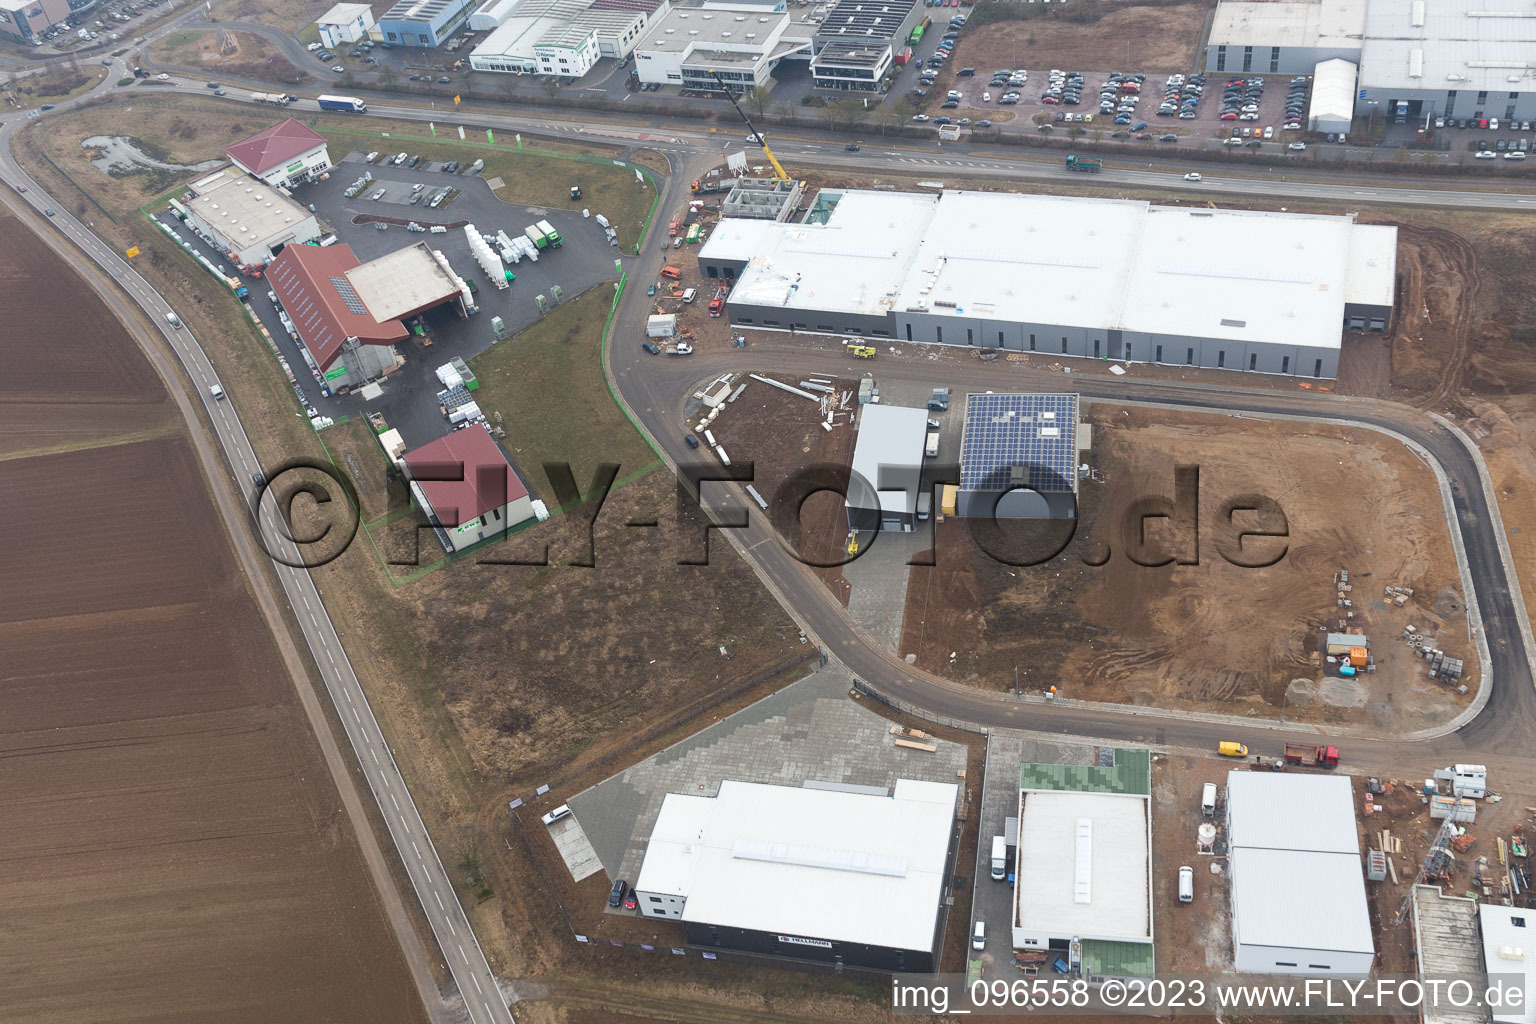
[329,275,368,316]
[959,393,1078,494]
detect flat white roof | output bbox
[726,190,1392,351]
[1480,904,1536,1024]
[697,216,781,264]
[317,1,374,25]
[346,243,461,321]
[1226,771,1360,853]
[1121,204,1352,349]
[1016,791,1151,942]
[1309,57,1358,124]
[1359,0,1536,95]
[896,192,1141,336]
[849,404,928,516]
[1231,846,1375,955]
[472,0,647,58]
[729,190,939,317]
[185,169,315,248]
[635,778,958,951]
[640,7,788,52]
[1345,223,1397,308]
[1207,0,1366,50]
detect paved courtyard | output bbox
[566,665,969,892]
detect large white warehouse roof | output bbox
[1231,846,1375,954]
[634,778,958,952]
[715,189,1395,351]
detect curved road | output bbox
[0,93,515,1024]
[2,53,1534,1019]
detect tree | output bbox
[502,76,517,104]
[745,84,771,120]
[540,75,560,102]
[455,822,488,890]
[836,97,866,132]
[818,99,841,131]
[378,65,396,88]
[773,100,798,125]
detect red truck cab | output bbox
[1283,742,1340,768]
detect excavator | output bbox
[709,69,794,185]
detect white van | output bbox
[209,384,225,401]
[972,920,986,950]
[540,804,572,826]
[681,288,697,304]
[165,311,182,328]
[1201,782,1217,817]
[1178,865,1194,903]
[365,150,379,162]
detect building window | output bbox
[1276,962,1297,968]
[1155,344,1163,362]
[1314,358,1323,377]
[998,331,1004,345]
[492,508,501,521]
[649,896,662,902]
[1217,351,1225,368]
[1281,355,1290,373]
[1092,339,1100,358]
[1061,337,1068,354]
[1028,334,1036,351]
[1125,344,1132,361]
[1477,90,1489,105]
[1308,965,1331,970]
[936,326,943,343]
[1186,347,1194,365]
[905,324,913,340]
[1249,353,1257,370]
[966,328,973,344]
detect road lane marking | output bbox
[351,706,360,723]
[472,974,483,994]
[412,840,422,859]
[434,891,445,910]
[400,814,410,830]
[391,792,400,810]
[371,749,380,764]
[344,686,352,701]
[448,918,457,935]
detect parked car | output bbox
[1158,133,1178,142]
[642,340,661,354]
[684,433,700,448]
[608,879,627,907]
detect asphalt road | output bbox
[4,45,1535,1016]
[0,102,514,1024]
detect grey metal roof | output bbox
[1226,770,1360,853]
[1231,847,1375,954]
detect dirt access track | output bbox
[901,404,1475,731]
[0,212,425,1024]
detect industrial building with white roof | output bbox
[632,5,812,92]
[1207,0,1536,125]
[704,189,1397,379]
[845,403,929,534]
[1226,771,1375,975]
[1480,903,1536,1024]
[468,0,666,76]
[632,778,960,972]
[169,168,321,271]
[1010,749,1154,977]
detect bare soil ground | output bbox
[957,3,1211,75]
[0,207,425,1022]
[153,29,312,86]
[708,372,858,603]
[224,0,342,34]
[0,218,174,458]
[901,405,1473,728]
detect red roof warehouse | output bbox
[266,243,408,371]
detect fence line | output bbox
[851,677,989,735]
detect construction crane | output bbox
[709,69,792,183]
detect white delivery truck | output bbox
[925,430,940,458]
[990,835,1007,880]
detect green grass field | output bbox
[468,285,657,495]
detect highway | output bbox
[0,97,515,1024]
[2,43,1534,1021]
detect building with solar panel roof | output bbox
[958,393,1085,520]
[266,240,472,392]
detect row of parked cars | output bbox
[1040,68,1084,105]
[1154,73,1205,120]
[1474,139,1529,159]
[1442,116,1535,131]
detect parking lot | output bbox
[162,149,620,450]
[923,64,1320,149]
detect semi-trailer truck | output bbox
[251,92,292,106]
[317,94,367,113]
